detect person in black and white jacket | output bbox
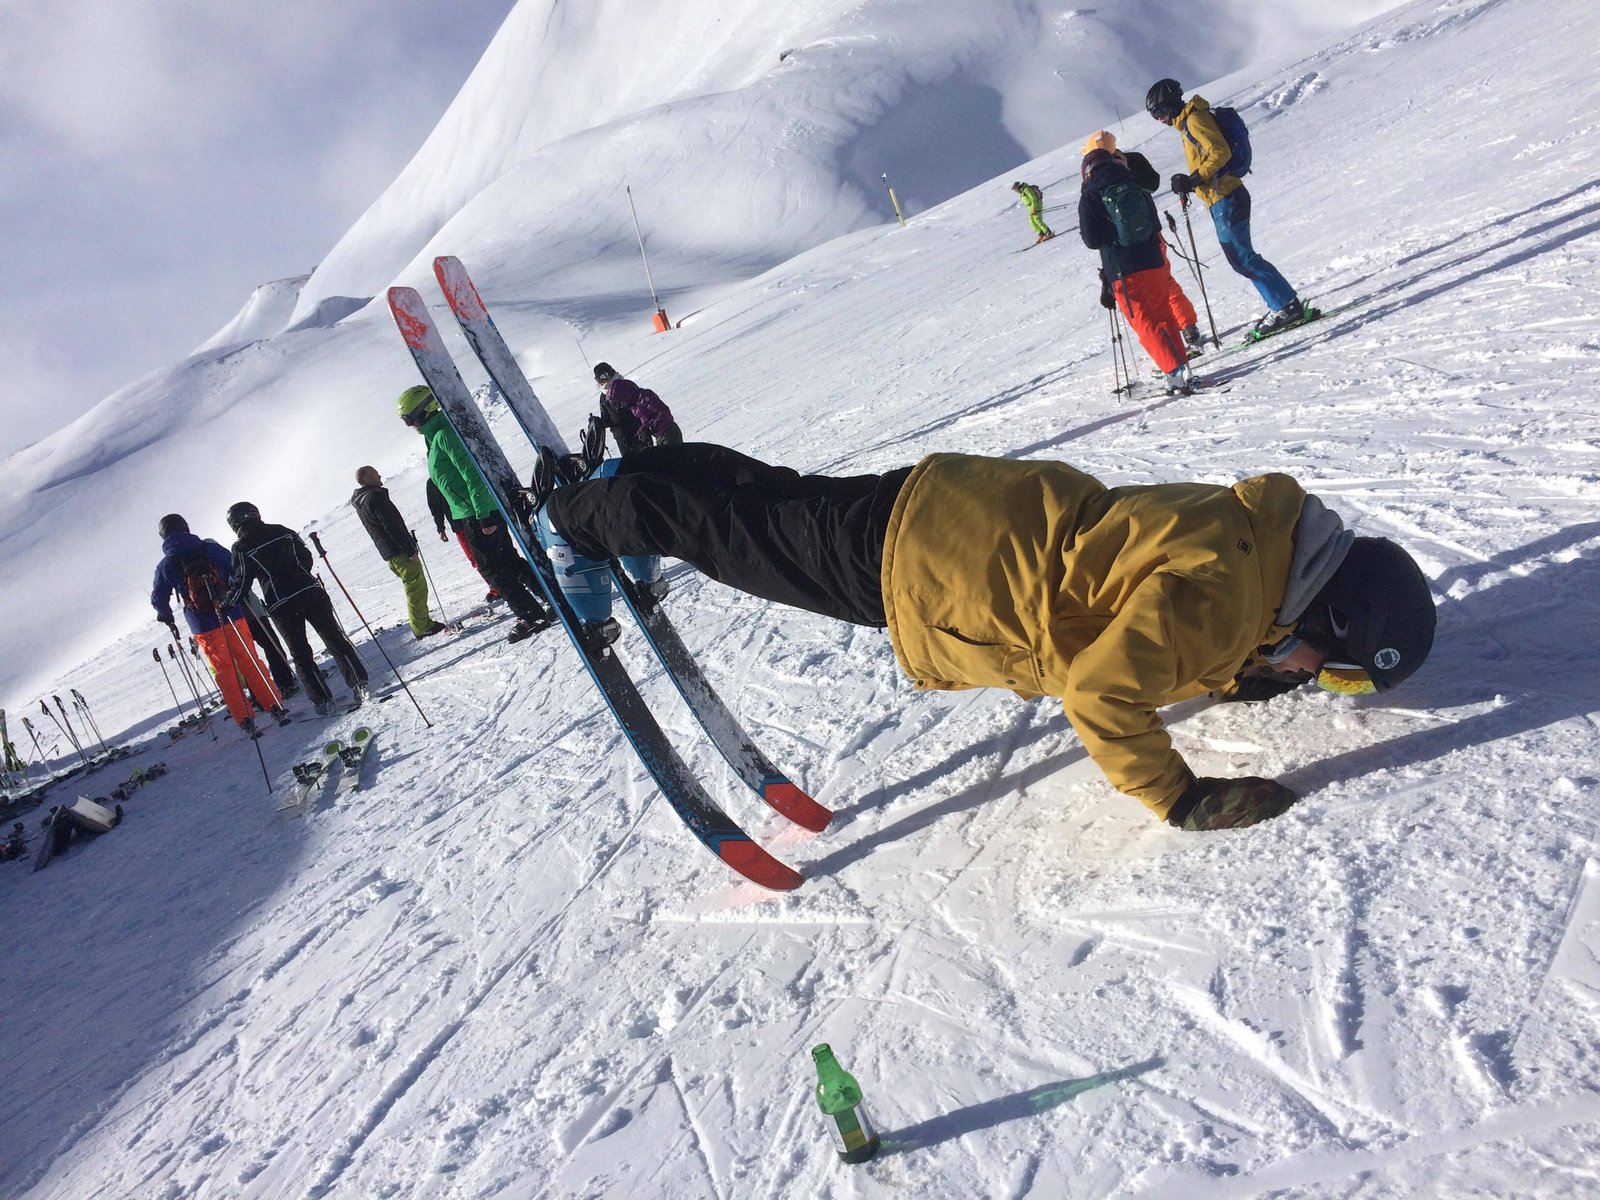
[225,502,370,715]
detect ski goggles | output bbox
[1260,636,1376,695]
[1315,663,1377,696]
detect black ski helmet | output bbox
[593,362,617,384]
[1298,537,1436,692]
[1145,78,1184,121]
[158,513,189,538]
[226,501,262,533]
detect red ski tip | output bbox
[719,840,804,892]
[764,781,833,832]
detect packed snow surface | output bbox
[4,0,1600,1196]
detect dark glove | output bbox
[477,519,500,537]
[1167,776,1298,831]
[1097,268,1115,311]
[159,616,180,641]
[437,528,449,542]
[1216,667,1313,704]
[1170,173,1198,196]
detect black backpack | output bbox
[1101,182,1155,247]
[175,550,228,622]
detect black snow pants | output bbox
[546,443,910,627]
[272,587,369,704]
[464,519,553,626]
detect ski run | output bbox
[3,0,1600,1196]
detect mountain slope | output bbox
[4,0,1599,1196]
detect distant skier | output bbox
[544,443,1437,832]
[352,467,448,640]
[223,502,371,715]
[1079,144,1195,393]
[1010,181,1054,244]
[592,363,682,457]
[1145,79,1306,336]
[427,478,500,604]
[151,514,285,736]
[399,385,555,643]
[1083,130,1203,355]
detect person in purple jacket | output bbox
[592,363,683,456]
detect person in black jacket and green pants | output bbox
[352,466,447,640]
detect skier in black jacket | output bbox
[1083,130,1204,356]
[352,467,447,639]
[225,502,370,715]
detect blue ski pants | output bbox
[1208,186,1297,312]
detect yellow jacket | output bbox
[1175,96,1243,207]
[879,455,1305,817]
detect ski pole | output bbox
[69,689,112,758]
[154,648,189,721]
[188,637,222,707]
[411,530,455,629]
[1177,196,1221,348]
[309,532,432,727]
[22,717,59,781]
[169,643,205,712]
[1110,305,1135,396]
[201,580,273,793]
[41,699,90,768]
[1107,308,1126,395]
[51,696,87,758]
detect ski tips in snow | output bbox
[719,839,804,892]
[763,779,832,833]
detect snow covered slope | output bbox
[1,0,1395,702]
[5,0,1600,1196]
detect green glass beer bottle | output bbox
[811,1043,880,1163]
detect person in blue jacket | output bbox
[150,513,285,734]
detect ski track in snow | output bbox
[6,0,1600,1196]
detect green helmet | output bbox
[397,385,438,425]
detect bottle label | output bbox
[827,1103,876,1154]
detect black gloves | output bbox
[1217,667,1313,704]
[1170,173,1198,196]
[159,616,180,642]
[1098,268,1115,311]
[1167,776,1298,831]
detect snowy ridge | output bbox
[3,0,1600,1196]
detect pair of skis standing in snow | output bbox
[389,258,1437,892]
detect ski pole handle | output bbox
[310,531,327,557]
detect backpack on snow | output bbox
[1184,105,1253,178]
[174,550,228,622]
[1100,181,1156,247]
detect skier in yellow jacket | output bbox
[545,444,1437,832]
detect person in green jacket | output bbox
[1011,181,1054,243]
[398,386,554,643]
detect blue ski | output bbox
[431,255,830,833]
[387,286,803,891]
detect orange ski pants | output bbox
[1114,265,1188,375]
[195,620,281,726]
[1161,244,1198,330]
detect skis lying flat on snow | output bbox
[432,255,831,834]
[387,285,804,892]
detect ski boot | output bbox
[536,452,616,639]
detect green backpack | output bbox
[1101,182,1155,247]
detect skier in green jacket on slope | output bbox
[1011,181,1054,243]
[398,385,554,643]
